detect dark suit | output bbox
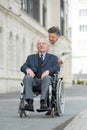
[20,53,60,101]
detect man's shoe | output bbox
[45,110,51,115]
[25,99,33,110]
[40,100,47,110]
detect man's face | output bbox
[37,38,48,53]
[48,33,58,44]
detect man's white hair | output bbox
[36,37,49,45]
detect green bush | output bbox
[72,80,87,85]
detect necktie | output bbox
[36,54,43,78]
[41,54,43,61]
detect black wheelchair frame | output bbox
[18,73,65,118]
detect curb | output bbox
[63,109,87,130]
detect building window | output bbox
[21,0,46,27]
[79,40,87,49]
[60,0,64,35]
[42,0,46,27]
[79,25,87,32]
[79,9,87,16]
[21,0,40,22]
[79,0,87,3]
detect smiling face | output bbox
[48,33,59,44]
[37,38,49,53]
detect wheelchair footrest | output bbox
[20,107,34,112]
[36,108,51,112]
[24,108,34,111]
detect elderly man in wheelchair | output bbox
[19,38,64,118]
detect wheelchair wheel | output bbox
[51,107,55,118]
[19,110,23,118]
[56,78,64,116]
[18,98,27,118]
[19,109,27,118]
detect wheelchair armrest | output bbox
[53,71,60,77]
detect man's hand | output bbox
[41,70,50,79]
[58,58,63,65]
[26,68,35,78]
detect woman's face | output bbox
[48,33,58,44]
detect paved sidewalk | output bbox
[63,109,87,130]
[1,85,87,130]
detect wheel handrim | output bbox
[56,79,64,116]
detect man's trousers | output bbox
[23,75,52,101]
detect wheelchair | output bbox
[18,73,64,118]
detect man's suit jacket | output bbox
[21,53,60,77]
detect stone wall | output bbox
[0,1,47,93]
[0,0,72,93]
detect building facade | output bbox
[68,0,87,75]
[0,0,72,93]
